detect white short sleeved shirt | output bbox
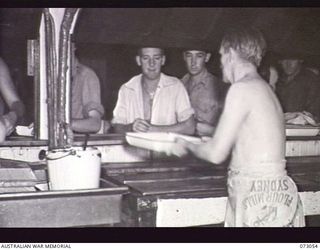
[112,73,194,126]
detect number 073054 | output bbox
[300,244,318,248]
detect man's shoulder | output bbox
[197,70,220,89]
[225,83,259,110]
[228,81,248,91]
[229,79,274,103]
[161,73,184,87]
[0,57,5,66]
[0,57,9,72]
[78,62,92,73]
[227,81,256,97]
[205,71,219,81]
[122,74,141,90]
[300,67,320,81]
[77,63,98,79]
[180,73,189,84]
[162,73,182,82]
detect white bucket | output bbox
[47,147,101,190]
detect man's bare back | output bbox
[227,72,285,169]
[174,68,286,168]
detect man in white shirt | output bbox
[112,47,195,135]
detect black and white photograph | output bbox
[0,5,319,244]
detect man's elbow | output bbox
[207,151,228,165]
[91,124,101,133]
[88,117,101,133]
[74,117,101,134]
[181,116,195,135]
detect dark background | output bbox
[1,8,320,122]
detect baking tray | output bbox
[126,132,202,153]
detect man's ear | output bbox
[161,55,166,66]
[205,53,211,63]
[136,56,141,66]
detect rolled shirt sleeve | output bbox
[81,69,105,118]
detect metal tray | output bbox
[126,132,202,153]
[286,125,320,136]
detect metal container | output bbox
[47,147,101,190]
[0,179,128,227]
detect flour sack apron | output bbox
[224,161,305,227]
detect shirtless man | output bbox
[173,28,305,227]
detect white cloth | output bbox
[112,73,194,125]
[224,161,305,227]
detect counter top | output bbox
[0,133,318,147]
[102,156,320,198]
[0,134,125,147]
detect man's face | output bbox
[219,47,232,83]
[183,50,210,76]
[136,48,165,80]
[279,59,302,76]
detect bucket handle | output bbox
[39,149,77,161]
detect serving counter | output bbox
[0,134,319,227]
[1,133,320,162]
[101,155,320,227]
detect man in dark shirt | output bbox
[181,48,225,136]
[71,56,105,133]
[276,56,320,120]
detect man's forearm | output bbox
[149,116,195,135]
[3,111,18,136]
[112,123,133,134]
[0,59,21,109]
[196,122,215,136]
[71,117,101,133]
[187,141,224,164]
[10,101,25,119]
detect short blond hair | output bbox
[221,27,266,67]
